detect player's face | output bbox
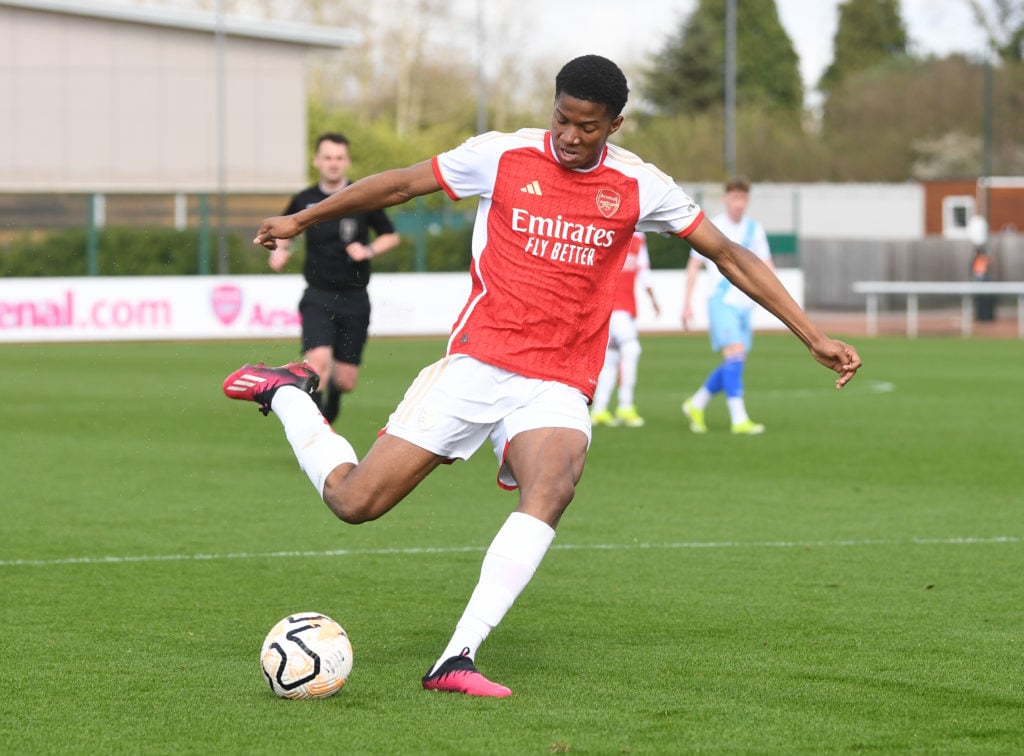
[722,189,749,222]
[550,94,623,170]
[313,141,351,187]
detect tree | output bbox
[617,106,827,183]
[642,0,803,117]
[965,0,1024,62]
[818,0,908,96]
[819,54,1024,180]
[632,0,814,181]
[823,56,974,180]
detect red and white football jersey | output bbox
[431,128,702,399]
[612,232,652,318]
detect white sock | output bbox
[430,512,556,674]
[727,396,750,425]
[271,386,357,498]
[691,386,712,410]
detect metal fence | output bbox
[3,192,1019,306]
[801,232,1024,309]
[0,191,472,274]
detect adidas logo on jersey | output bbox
[520,180,542,196]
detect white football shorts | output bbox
[606,309,639,349]
[384,354,592,489]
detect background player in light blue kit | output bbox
[682,177,774,434]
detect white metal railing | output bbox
[852,281,1024,338]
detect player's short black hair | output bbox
[316,132,349,149]
[554,55,629,119]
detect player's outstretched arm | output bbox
[683,217,862,389]
[254,161,441,250]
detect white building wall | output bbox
[0,4,315,192]
[689,182,925,241]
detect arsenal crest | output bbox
[211,284,242,326]
[596,188,621,218]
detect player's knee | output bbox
[527,475,577,512]
[324,493,376,524]
[335,376,357,393]
[519,479,576,528]
[553,477,577,508]
[335,506,375,525]
[323,484,391,525]
[332,367,359,393]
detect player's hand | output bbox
[254,215,301,251]
[267,247,290,272]
[811,339,862,389]
[681,304,693,331]
[345,242,375,262]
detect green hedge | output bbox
[0,225,475,277]
[0,224,695,277]
[646,231,690,269]
[0,228,265,277]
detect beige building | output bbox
[0,0,357,193]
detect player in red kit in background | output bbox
[590,231,660,427]
[223,55,862,698]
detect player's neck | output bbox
[320,177,348,194]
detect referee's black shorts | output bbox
[298,286,371,365]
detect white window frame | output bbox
[942,195,975,239]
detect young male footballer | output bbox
[682,176,774,434]
[224,55,862,697]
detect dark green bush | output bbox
[0,227,267,277]
[0,223,476,277]
[646,231,689,270]
[370,224,473,273]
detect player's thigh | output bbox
[737,309,753,352]
[607,310,638,347]
[719,313,753,356]
[504,427,589,527]
[498,381,590,524]
[709,300,744,352]
[330,433,448,520]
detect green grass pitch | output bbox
[1,332,1021,753]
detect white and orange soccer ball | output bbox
[260,613,353,699]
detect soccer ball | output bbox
[260,613,353,699]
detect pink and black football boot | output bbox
[222,362,319,416]
[422,649,512,698]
